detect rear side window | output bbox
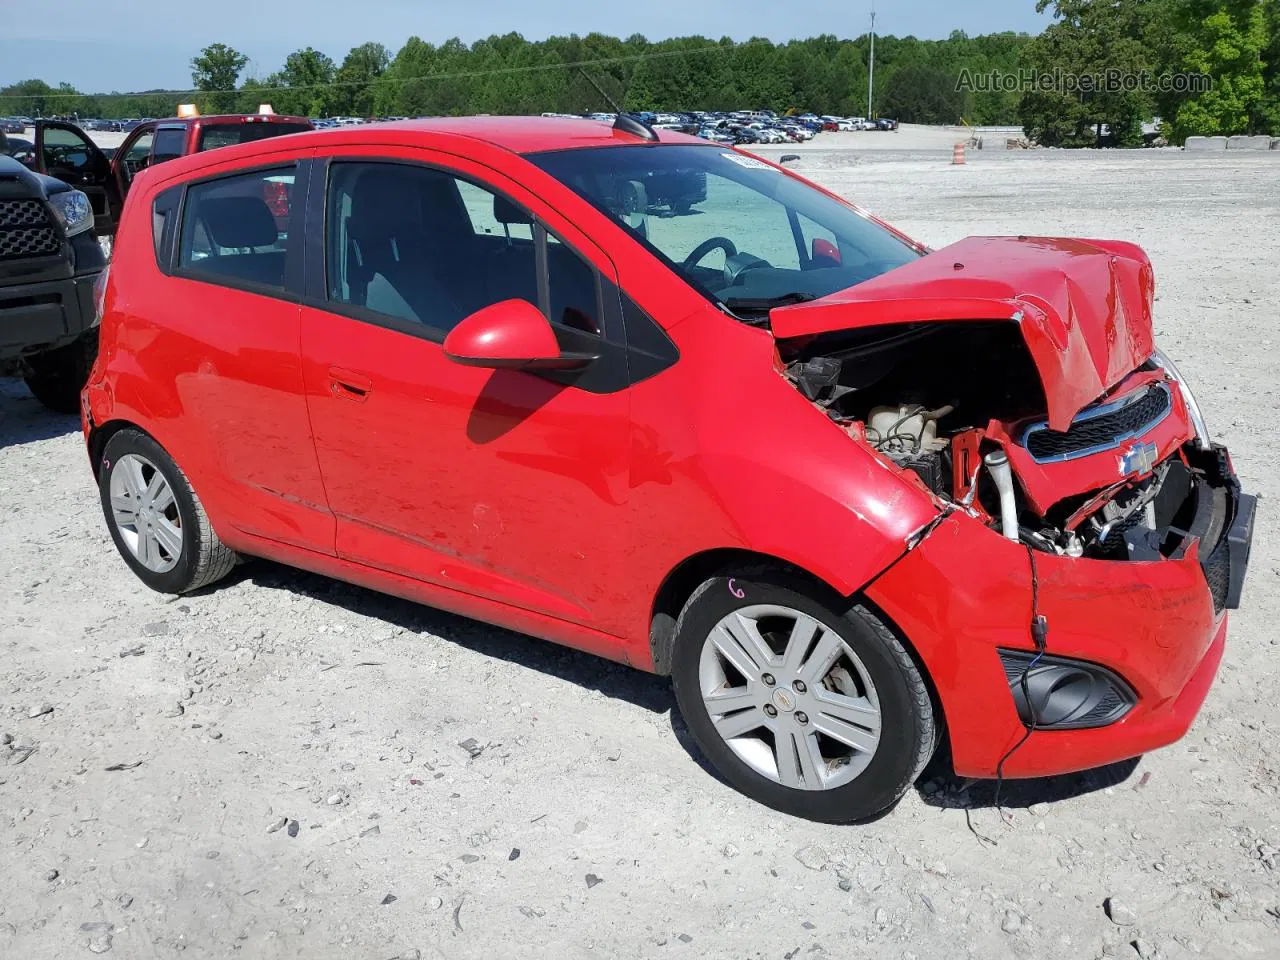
[151,128,185,165]
[151,186,181,267]
[177,167,295,292]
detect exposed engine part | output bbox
[781,326,1226,565]
[984,450,1020,541]
[1091,464,1168,551]
[788,356,845,403]
[951,429,985,507]
[866,403,953,455]
[896,452,948,494]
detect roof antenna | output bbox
[576,67,658,142]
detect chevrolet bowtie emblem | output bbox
[1120,441,1159,477]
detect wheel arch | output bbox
[649,547,857,674]
[87,418,151,480]
[648,546,950,765]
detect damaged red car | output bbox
[82,117,1254,823]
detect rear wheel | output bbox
[23,329,98,414]
[98,429,238,594]
[671,571,936,823]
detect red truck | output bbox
[20,109,312,236]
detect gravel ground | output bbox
[2,145,1278,960]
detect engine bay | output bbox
[781,321,1224,563]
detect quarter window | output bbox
[178,167,294,291]
[151,187,181,266]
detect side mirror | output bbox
[443,299,596,371]
[811,237,842,265]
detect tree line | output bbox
[2,2,1277,145]
[1019,0,1280,145]
[0,32,1028,127]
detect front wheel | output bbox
[671,572,936,823]
[98,429,238,594]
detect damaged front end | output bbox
[768,235,1256,778]
[772,236,1255,614]
[781,329,1253,614]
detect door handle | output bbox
[328,366,372,402]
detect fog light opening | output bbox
[998,650,1136,730]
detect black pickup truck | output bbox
[0,153,105,413]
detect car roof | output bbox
[333,116,705,153]
[142,116,715,192]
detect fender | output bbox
[624,307,940,647]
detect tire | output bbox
[98,429,238,594]
[671,570,936,823]
[23,329,98,414]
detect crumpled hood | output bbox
[770,236,1156,430]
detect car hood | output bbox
[770,236,1156,430]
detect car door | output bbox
[33,119,119,234]
[155,153,335,554]
[299,148,635,635]
[109,122,158,219]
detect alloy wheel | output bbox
[108,453,183,573]
[698,604,882,791]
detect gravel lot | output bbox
[2,144,1278,960]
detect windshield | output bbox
[197,122,312,152]
[529,144,921,318]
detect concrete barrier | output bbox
[1185,136,1228,151]
[1227,135,1272,150]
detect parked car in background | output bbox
[18,108,313,236]
[1,153,106,411]
[84,116,1253,824]
[1,118,26,134]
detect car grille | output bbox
[0,199,61,260]
[1023,383,1172,462]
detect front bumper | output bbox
[0,232,105,359]
[864,447,1253,779]
[0,272,99,357]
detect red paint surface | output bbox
[443,300,562,366]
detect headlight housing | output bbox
[47,190,94,238]
[1151,348,1211,451]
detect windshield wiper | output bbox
[720,291,818,315]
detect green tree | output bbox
[191,43,249,113]
[332,42,391,116]
[1167,0,1270,139]
[882,64,966,123]
[1018,0,1160,146]
[267,47,338,116]
[0,79,59,117]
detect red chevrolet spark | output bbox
[81,117,1254,823]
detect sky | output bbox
[1,0,1052,93]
